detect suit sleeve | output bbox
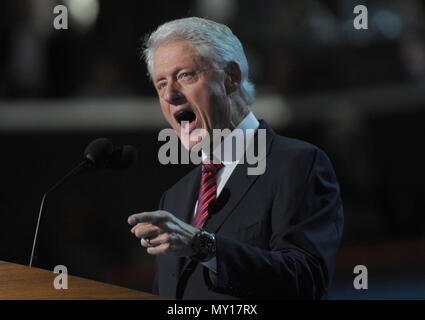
[211,147,344,299]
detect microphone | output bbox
[29,138,137,267]
[84,137,114,171]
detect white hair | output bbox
[143,17,255,106]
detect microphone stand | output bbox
[29,159,91,267]
[28,138,135,267]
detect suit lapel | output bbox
[204,163,258,233]
[204,120,275,234]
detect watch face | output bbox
[191,230,215,262]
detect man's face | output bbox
[153,40,231,150]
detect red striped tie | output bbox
[192,160,224,229]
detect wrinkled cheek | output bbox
[208,84,229,127]
[193,87,213,116]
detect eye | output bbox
[178,71,194,81]
[157,82,167,91]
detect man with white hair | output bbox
[128,17,344,299]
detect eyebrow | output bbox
[154,66,181,83]
[154,64,199,83]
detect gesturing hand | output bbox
[128,210,198,257]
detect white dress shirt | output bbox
[193,111,260,272]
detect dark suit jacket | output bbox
[153,120,344,299]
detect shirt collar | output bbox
[202,111,259,166]
[236,111,260,132]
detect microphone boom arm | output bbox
[29,159,90,267]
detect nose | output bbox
[163,81,186,105]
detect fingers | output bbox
[147,242,170,255]
[131,221,171,255]
[128,210,190,257]
[131,223,162,239]
[141,237,154,248]
[147,232,171,247]
[128,211,170,226]
[130,222,147,234]
[141,233,172,255]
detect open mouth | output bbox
[174,109,197,131]
[175,109,196,123]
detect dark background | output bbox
[1,0,424,299]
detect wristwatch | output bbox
[190,229,216,262]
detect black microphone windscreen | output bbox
[84,137,114,169]
[107,145,138,170]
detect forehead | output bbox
[153,40,208,80]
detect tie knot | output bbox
[202,160,224,174]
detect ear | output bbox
[224,61,242,95]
